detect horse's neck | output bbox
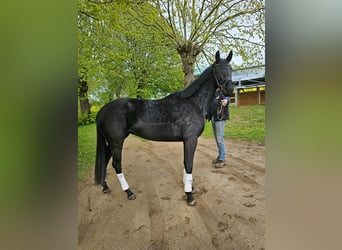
[174,64,216,118]
[189,77,216,117]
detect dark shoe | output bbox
[215,160,225,168]
[212,158,220,164]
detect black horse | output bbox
[95,51,234,206]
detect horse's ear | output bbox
[215,51,220,64]
[226,51,233,63]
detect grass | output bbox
[201,105,265,144]
[78,123,96,181]
[78,105,265,181]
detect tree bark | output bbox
[78,78,91,115]
[177,44,201,87]
[181,56,195,87]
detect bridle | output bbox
[213,64,231,92]
[213,64,232,120]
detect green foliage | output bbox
[78,0,265,106]
[202,105,265,144]
[78,0,184,104]
[78,105,103,126]
[78,112,97,126]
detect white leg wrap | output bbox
[184,173,193,193]
[183,169,186,184]
[117,173,129,191]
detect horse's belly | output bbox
[130,123,183,141]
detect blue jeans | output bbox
[211,118,226,161]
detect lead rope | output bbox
[215,88,225,121]
[217,102,225,121]
[213,67,225,120]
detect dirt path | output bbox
[78,136,265,250]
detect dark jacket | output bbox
[207,91,230,121]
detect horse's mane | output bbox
[176,64,214,98]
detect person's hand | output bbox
[221,99,228,106]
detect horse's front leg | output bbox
[183,137,198,206]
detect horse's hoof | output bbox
[102,188,111,194]
[128,194,136,200]
[187,200,196,206]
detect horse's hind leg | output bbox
[102,146,112,193]
[111,143,136,200]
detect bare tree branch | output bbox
[216,31,265,47]
[115,0,265,85]
[79,10,98,21]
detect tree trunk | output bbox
[177,44,200,87]
[181,57,195,87]
[78,78,91,115]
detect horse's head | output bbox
[213,51,234,97]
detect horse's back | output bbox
[96,96,205,142]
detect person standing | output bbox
[207,88,230,168]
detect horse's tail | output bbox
[94,126,110,185]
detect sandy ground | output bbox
[78,136,265,250]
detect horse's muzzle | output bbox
[223,80,234,97]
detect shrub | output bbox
[78,112,97,126]
[78,105,103,126]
